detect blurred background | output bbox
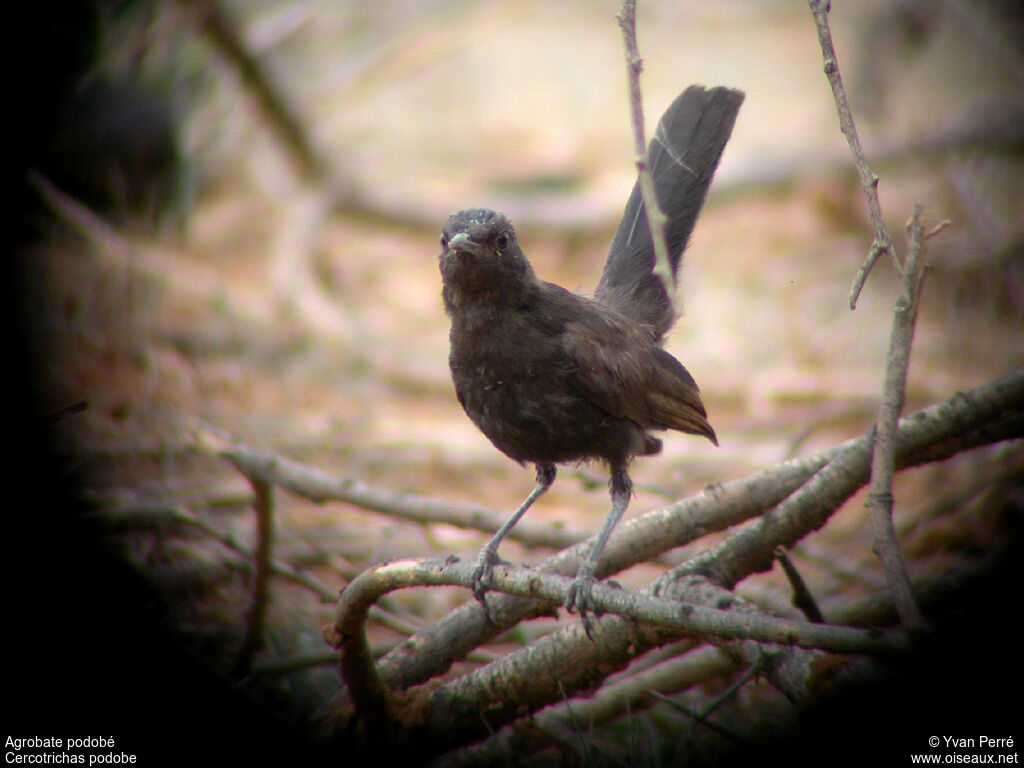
[12,0,1024,764]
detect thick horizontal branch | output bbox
[328,557,907,749]
[321,367,1023,734]
[330,557,906,656]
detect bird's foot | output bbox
[565,562,602,639]
[470,546,507,622]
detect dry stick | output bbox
[572,645,732,731]
[331,558,907,656]
[616,0,676,307]
[774,547,824,623]
[172,504,338,603]
[232,476,275,677]
[865,206,931,635]
[416,577,861,753]
[808,0,895,308]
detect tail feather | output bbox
[596,86,743,342]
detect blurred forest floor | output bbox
[19,0,1024,763]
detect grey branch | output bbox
[808,0,896,308]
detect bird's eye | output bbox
[440,235,449,249]
[494,232,510,251]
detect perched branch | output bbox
[808,0,895,308]
[616,0,676,307]
[326,558,906,752]
[328,557,907,658]
[325,368,1024,722]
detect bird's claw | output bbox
[565,565,602,639]
[470,547,508,623]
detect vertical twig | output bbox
[865,205,930,636]
[807,0,942,640]
[808,0,895,309]
[616,0,677,308]
[232,476,276,677]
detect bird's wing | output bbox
[551,293,716,443]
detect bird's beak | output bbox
[448,232,484,257]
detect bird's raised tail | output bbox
[596,85,743,342]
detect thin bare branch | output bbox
[865,205,931,635]
[445,645,733,766]
[685,660,762,734]
[808,0,896,308]
[328,558,907,660]
[94,502,430,639]
[335,560,904,753]
[616,0,676,308]
[775,547,824,623]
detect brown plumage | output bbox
[439,86,743,634]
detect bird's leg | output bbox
[566,467,632,637]
[472,463,557,619]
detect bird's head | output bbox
[439,208,536,306]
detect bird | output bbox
[438,85,743,634]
